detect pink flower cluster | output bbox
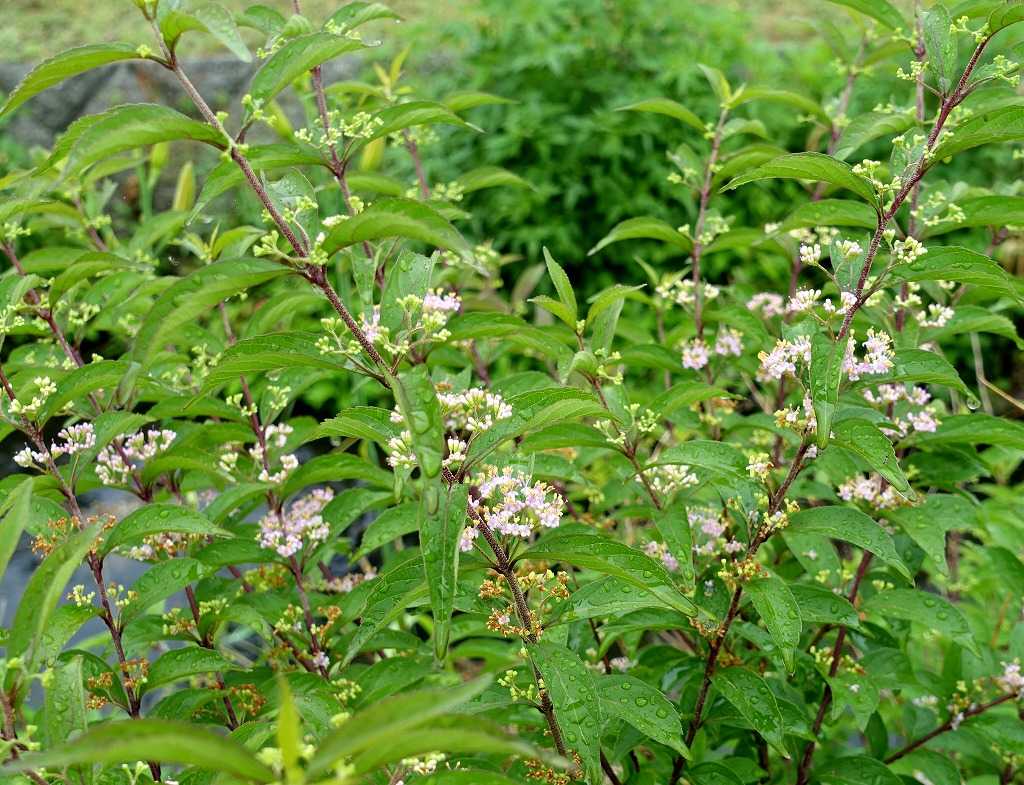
[843,329,895,380]
[422,289,461,315]
[459,466,564,552]
[757,336,812,381]
[690,508,743,556]
[644,540,679,571]
[97,429,176,486]
[997,660,1024,696]
[387,387,514,471]
[14,422,97,468]
[257,487,334,558]
[837,473,904,509]
[747,292,785,318]
[863,384,941,436]
[437,388,513,432]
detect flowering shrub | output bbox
[2,2,1024,785]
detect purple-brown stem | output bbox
[402,129,431,199]
[836,34,991,341]
[794,550,873,785]
[672,442,810,782]
[690,108,729,339]
[885,692,1017,763]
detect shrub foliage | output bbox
[1,2,1024,785]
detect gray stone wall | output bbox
[0,56,362,148]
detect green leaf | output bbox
[722,152,879,207]
[0,44,142,117]
[890,751,962,785]
[587,284,645,324]
[341,503,415,557]
[10,720,275,782]
[456,166,531,193]
[791,583,860,628]
[121,558,207,623]
[531,295,576,327]
[133,258,291,367]
[349,716,539,776]
[283,453,392,495]
[380,251,435,332]
[648,440,746,479]
[64,104,225,175]
[824,0,906,28]
[912,413,1024,450]
[7,522,99,670]
[419,773,523,785]
[421,483,468,659]
[248,32,365,106]
[102,504,230,556]
[810,332,849,449]
[745,576,802,671]
[43,655,88,750]
[828,670,879,730]
[698,63,732,105]
[988,1,1024,33]
[191,143,327,218]
[159,1,252,62]
[321,197,469,258]
[887,496,975,579]
[834,110,916,160]
[932,105,1024,160]
[389,365,443,478]
[830,418,912,498]
[865,348,972,398]
[689,762,745,785]
[526,533,696,615]
[0,478,32,581]
[341,557,427,664]
[200,332,348,392]
[924,4,957,93]
[275,676,302,784]
[50,252,138,306]
[589,216,694,256]
[655,506,695,592]
[530,641,603,783]
[368,100,477,140]
[923,305,1022,348]
[616,97,705,131]
[37,360,129,424]
[889,246,1020,299]
[325,2,402,29]
[562,576,669,622]
[778,199,878,232]
[467,388,608,463]
[862,589,977,654]
[819,756,903,785]
[650,381,735,419]
[597,674,688,757]
[729,88,829,123]
[711,667,786,750]
[923,194,1024,237]
[308,679,491,777]
[146,647,235,692]
[441,90,514,112]
[788,506,911,580]
[543,247,578,326]
[316,406,396,445]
